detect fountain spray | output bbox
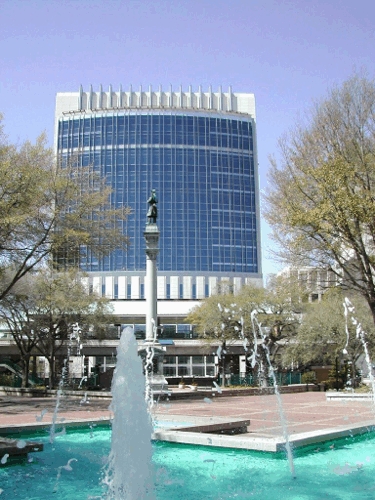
[343,298,375,410]
[250,310,296,478]
[104,326,155,499]
[49,322,82,443]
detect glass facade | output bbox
[99,323,197,340]
[162,355,216,377]
[57,109,259,274]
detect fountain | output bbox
[1,418,375,499]
[343,297,375,401]
[49,322,83,444]
[2,316,375,498]
[104,327,155,499]
[250,310,296,478]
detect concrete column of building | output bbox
[144,224,160,341]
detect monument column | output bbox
[144,188,159,342]
[142,190,167,401]
[144,224,159,341]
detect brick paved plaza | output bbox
[0,391,373,439]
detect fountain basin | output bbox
[1,426,375,499]
[2,414,375,453]
[154,417,375,452]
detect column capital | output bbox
[145,248,159,260]
[144,224,160,259]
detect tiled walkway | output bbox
[156,391,375,437]
[0,391,374,438]
[0,395,112,431]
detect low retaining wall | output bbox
[212,384,319,398]
[0,387,48,398]
[326,391,374,401]
[0,386,109,399]
[0,383,319,400]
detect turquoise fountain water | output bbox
[1,426,375,499]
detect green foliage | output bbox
[301,371,316,384]
[0,117,130,301]
[264,73,375,325]
[354,384,371,393]
[187,279,302,342]
[186,278,303,372]
[0,268,114,388]
[281,287,375,368]
[324,366,346,391]
[0,373,21,387]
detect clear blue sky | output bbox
[1,0,375,278]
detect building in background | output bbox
[278,266,339,302]
[52,85,262,383]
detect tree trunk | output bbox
[48,356,55,389]
[21,356,30,388]
[260,366,268,388]
[32,356,38,379]
[221,341,227,388]
[255,345,268,388]
[368,296,375,331]
[222,354,226,388]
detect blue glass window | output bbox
[57,111,258,274]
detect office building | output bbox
[54,85,262,382]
